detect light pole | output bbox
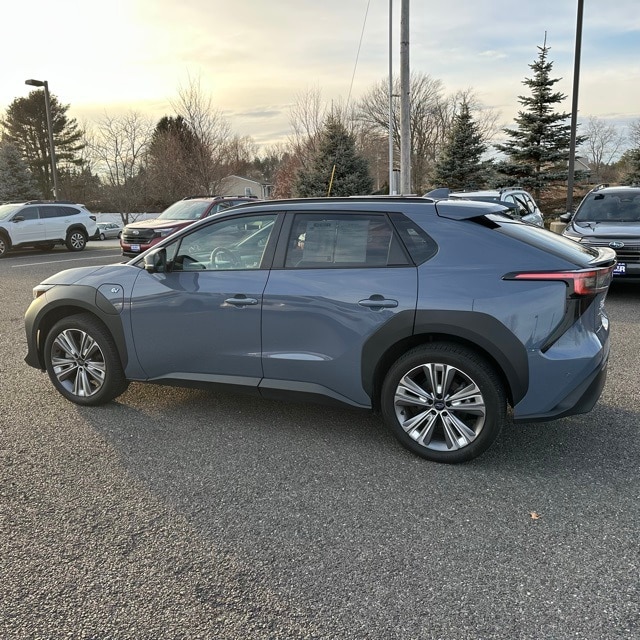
[25,78,59,200]
[566,0,584,214]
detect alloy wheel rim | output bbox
[71,233,85,249]
[51,328,106,397]
[393,362,486,451]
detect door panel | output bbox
[262,211,417,407]
[129,212,279,383]
[11,206,43,244]
[130,270,268,382]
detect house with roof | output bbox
[220,175,273,200]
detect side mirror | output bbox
[559,212,572,223]
[12,216,25,223]
[144,248,167,273]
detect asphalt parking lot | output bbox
[1,240,638,639]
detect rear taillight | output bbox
[505,266,614,297]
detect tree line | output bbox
[2,41,640,223]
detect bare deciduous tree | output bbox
[580,116,625,182]
[88,111,154,222]
[171,75,233,193]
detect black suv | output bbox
[120,195,259,257]
[561,184,640,279]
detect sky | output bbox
[2,0,640,149]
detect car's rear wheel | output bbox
[0,234,9,257]
[44,314,129,406]
[65,229,87,252]
[381,343,506,463]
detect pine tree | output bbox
[1,91,85,198]
[0,142,39,201]
[293,114,373,197]
[495,39,580,201]
[433,101,489,190]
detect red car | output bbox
[120,195,258,257]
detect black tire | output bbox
[65,229,87,252]
[99,232,106,241]
[381,343,506,463]
[43,313,129,406]
[0,234,9,258]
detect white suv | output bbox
[0,201,97,257]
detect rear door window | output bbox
[284,212,409,268]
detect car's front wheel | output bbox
[65,229,87,252]
[381,343,506,463]
[44,314,129,406]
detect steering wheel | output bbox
[209,246,240,268]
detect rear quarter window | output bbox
[490,215,599,263]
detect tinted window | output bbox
[490,215,600,262]
[284,213,407,268]
[389,212,438,265]
[40,205,79,218]
[17,206,40,221]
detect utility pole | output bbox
[399,0,411,194]
[566,0,584,214]
[388,0,395,194]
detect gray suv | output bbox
[25,196,614,463]
[561,184,640,279]
[0,200,97,257]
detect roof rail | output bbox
[592,183,610,191]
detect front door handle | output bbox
[225,295,258,307]
[358,295,398,309]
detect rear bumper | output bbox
[512,353,608,423]
[512,302,610,423]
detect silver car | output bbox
[94,222,123,240]
[426,187,544,226]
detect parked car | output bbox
[93,222,123,240]
[120,195,259,257]
[25,196,615,463]
[0,200,97,257]
[561,184,640,279]
[426,187,544,226]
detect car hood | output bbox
[40,263,134,286]
[569,221,640,238]
[124,218,184,230]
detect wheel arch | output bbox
[26,290,128,372]
[362,311,529,411]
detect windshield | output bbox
[574,191,640,223]
[0,204,22,220]
[156,200,211,221]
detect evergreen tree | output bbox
[293,114,373,197]
[1,91,85,198]
[0,141,39,201]
[622,148,640,185]
[433,101,489,190]
[494,40,580,201]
